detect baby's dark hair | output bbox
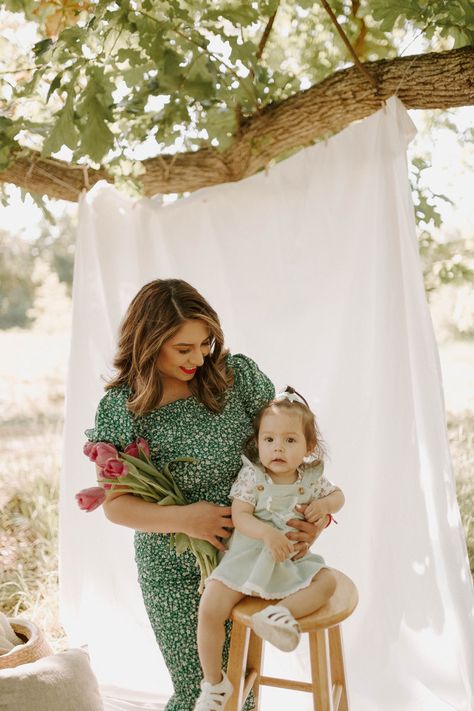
[245,386,326,464]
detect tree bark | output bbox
[1,46,473,202]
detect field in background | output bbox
[0,331,68,646]
[0,328,472,647]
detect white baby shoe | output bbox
[194,670,233,710]
[251,604,301,652]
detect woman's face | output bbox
[156,319,211,384]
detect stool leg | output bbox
[246,631,263,711]
[328,625,349,711]
[309,629,333,711]
[226,620,250,711]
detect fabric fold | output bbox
[61,97,473,711]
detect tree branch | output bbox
[350,0,367,59]
[320,0,378,90]
[1,47,473,201]
[256,5,279,61]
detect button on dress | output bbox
[86,354,275,711]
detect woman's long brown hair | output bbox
[106,279,233,415]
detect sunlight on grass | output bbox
[449,412,474,573]
[0,415,65,647]
[0,330,68,649]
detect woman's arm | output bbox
[103,491,233,551]
[232,499,295,562]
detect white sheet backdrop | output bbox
[60,98,474,711]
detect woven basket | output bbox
[0,619,53,670]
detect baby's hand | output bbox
[263,528,295,563]
[304,499,328,525]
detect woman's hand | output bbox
[182,501,233,551]
[286,504,329,560]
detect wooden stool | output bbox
[226,569,358,711]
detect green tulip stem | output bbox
[126,468,174,498]
[92,449,216,592]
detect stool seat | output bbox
[231,569,358,632]
[226,568,358,711]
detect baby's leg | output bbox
[198,580,245,684]
[282,568,336,619]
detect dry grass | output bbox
[0,417,66,649]
[449,412,474,573]
[0,330,68,649]
[0,330,472,647]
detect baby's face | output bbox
[258,408,310,478]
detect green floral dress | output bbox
[86,354,275,711]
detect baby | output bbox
[194,387,345,710]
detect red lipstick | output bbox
[180,366,197,375]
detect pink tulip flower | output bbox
[75,487,106,512]
[83,441,98,460]
[95,443,119,468]
[124,441,139,458]
[103,458,128,478]
[124,437,151,459]
[136,437,150,458]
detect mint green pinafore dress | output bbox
[86,354,274,711]
[207,457,333,598]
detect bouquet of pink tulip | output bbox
[76,437,218,592]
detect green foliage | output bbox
[409,145,474,295]
[1,0,471,173]
[420,233,474,294]
[0,203,76,329]
[410,155,452,230]
[42,88,79,155]
[76,68,116,162]
[33,210,77,294]
[0,2,472,296]
[372,0,474,46]
[0,230,36,328]
[0,117,20,171]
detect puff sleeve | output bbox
[228,353,275,421]
[306,462,338,499]
[84,386,137,450]
[229,459,258,506]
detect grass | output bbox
[0,329,68,649]
[0,411,66,649]
[0,330,472,647]
[449,412,474,573]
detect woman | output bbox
[86,279,328,711]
